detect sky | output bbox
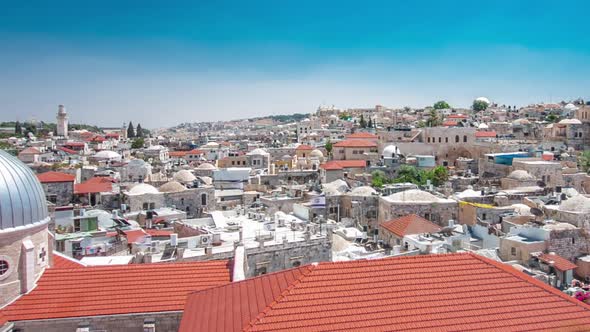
[0,0,589,128]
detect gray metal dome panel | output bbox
[0,150,48,230]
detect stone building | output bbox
[36,171,75,206]
[0,150,51,308]
[378,189,458,226]
[159,181,216,218]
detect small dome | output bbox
[564,103,578,111]
[478,123,489,129]
[128,159,147,167]
[128,183,159,195]
[322,179,349,195]
[159,181,186,193]
[147,145,166,150]
[93,150,122,160]
[475,97,490,104]
[560,195,590,213]
[0,150,49,230]
[173,169,196,183]
[382,145,400,158]
[281,154,293,161]
[350,186,377,196]
[512,118,530,126]
[558,119,582,125]
[197,163,217,170]
[507,170,535,181]
[310,149,324,158]
[329,114,338,119]
[384,189,448,203]
[247,148,269,156]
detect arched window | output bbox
[463,135,467,142]
[0,260,9,275]
[455,135,459,143]
[438,137,441,143]
[201,193,207,206]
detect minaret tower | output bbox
[56,105,68,138]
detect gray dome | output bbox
[0,150,49,230]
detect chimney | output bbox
[170,233,178,247]
[392,245,401,255]
[448,219,455,227]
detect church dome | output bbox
[197,162,217,170]
[475,97,490,105]
[0,150,49,230]
[564,103,578,111]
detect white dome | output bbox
[382,145,400,158]
[247,148,269,156]
[310,149,324,158]
[329,114,338,119]
[478,123,489,129]
[93,150,122,160]
[0,150,49,230]
[159,181,186,193]
[507,170,535,181]
[128,183,159,195]
[281,154,293,161]
[128,159,147,167]
[350,186,377,196]
[558,119,582,125]
[475,97,490,104]
[147,145,166,150]
[197,163,217,170]
[173,169,196,183]
[322,179,349,195]
[559,195,590,213]
[383,189,451,203]
[564,103,578,111]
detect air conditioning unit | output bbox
[200,234,213,245]
[151,241,160,253]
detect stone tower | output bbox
[56,104,68,138]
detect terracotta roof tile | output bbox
[52,252,87,269]
[3,260,231,322]
[296,145,313,151]
[333,139,377,148]
[179,253,590,332]
[380,214,442,237]
[37,171,76,183]
[18,147,41,155]
[538,253,578,271]
[74,177,114,194]
[346,132,378,139]
[320,160,366,170]
[476,131,497,138]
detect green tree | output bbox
[136,123,143,138]
[131,138,144,149]
[433,101,450,109]
[371,170,387,188]
[472,100,489,112]
[416,120,426,128]
[367,118,373,128]
[426,109,442,127]
[359,114,367,128]
[324,139,333,156]
[579,151,590,173]
[127,122,135,138]
[546,114,559,123]
[429,166,449,186]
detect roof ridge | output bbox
[468,252,590,310]
[245,264,318,331]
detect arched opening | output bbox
[455,135,459,143]
[201,193,207,206]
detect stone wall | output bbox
[41,181,73,206]
[547,228,590,262]
[12,311,183,332]
[378,200,458,227]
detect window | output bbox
[143,203,149,210]
[0,260,9,275]
[463,135,467,142]
[201,193,207,206]
[292,261,301,267]
[149,203,155,210]
[573,237,576,245]
[511,247,516,255]
[482,213,486,220]
[438,137,441,143]
[455,135,459,143]
[445,137,448,143]
[427,137,431,143]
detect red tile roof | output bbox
[346,132,378,139]
[442,120,458,127]
[74,177,114,194]
[380,214,442,237]
[123,228,150,244]
[180,253,590,332]
[52,252,87,269]
[64,142,86,147]
[296,144,313,151]
[187,149,204,155]
[320,160,366,170]
[476,131,497,138]
[538,253,578,271]
[58,146,78,155]
[333,139,377,148]
[447,114,468,119]
[145,229,173,237]
[3,260,231,322]
[37,171,76,183]
[169,151,189,157]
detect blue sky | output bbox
[1,0,589,128]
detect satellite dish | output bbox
[530,207,544,217]
[537,181,546,188]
